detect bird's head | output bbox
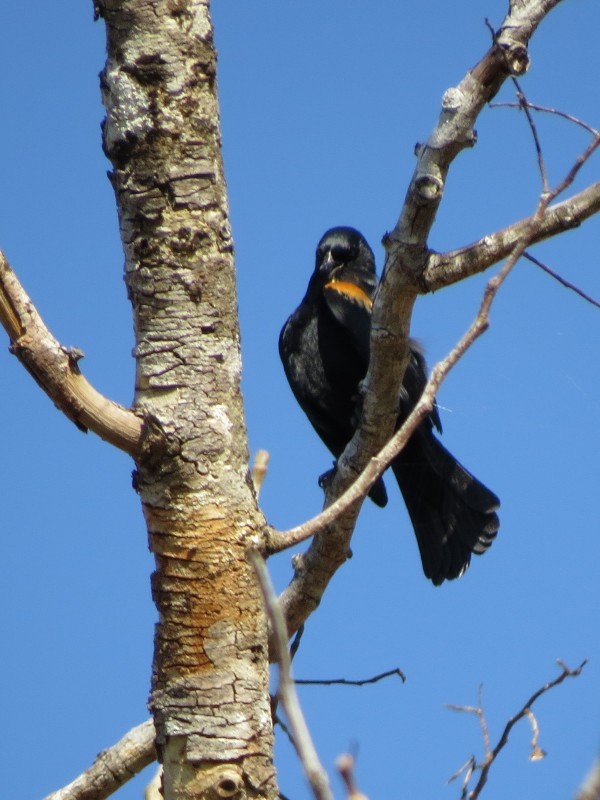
[315,227,376,282]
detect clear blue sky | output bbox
[1,2,598,799]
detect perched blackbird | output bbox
[279,226,499,585]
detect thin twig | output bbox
[471,659,587,799]
[487,16,548,191]
[490,100,600,137]
[523,251,600,309]
[550,134,600,198]
[513,80,549,192]
[274,711,298,750]
[290,625,304,661]
[296,668,406,687]
[447,660,587,800]
[448,754,476,800]
[251,552,333,800]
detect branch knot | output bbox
[498,40,530,75]
[414,173,444,203]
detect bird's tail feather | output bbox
[391,430,499,585]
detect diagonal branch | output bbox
[358,0,566,460]
[275,65,599,639]
[43,719,156,800]
[328,0,565,501]
[273,216,526,632]
[424,180,600,291]
[523,250,600,309]
[0,251,143,456]
[269,178,600,562]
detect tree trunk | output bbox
[99,1,276,797]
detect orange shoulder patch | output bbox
[324,280,373,310]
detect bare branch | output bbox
[43,719,155,800]
[514,82,550,192]
[274,2,564,583]
[386,1,558,251]
[446,686,491,761]
[352,1,560,476]
[0,252,143,456]
[269,201,552,559]
[485,18,551,192]
[447,660,587,800]
[296,668,406,687]
[424,180,600,291]
[251,552,333,800]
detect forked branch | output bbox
[447,660,587,800]
[425,181,600,291]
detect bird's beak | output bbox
[324,258,342,279]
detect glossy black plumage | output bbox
[279,226,499,585]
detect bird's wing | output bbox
[401,344,443,433]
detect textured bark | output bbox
[99,2,275,798]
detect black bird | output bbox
[279,226,499,585]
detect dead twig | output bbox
[296,668,406,687]
[447,660,587,800]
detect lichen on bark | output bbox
[99,1,276,797]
